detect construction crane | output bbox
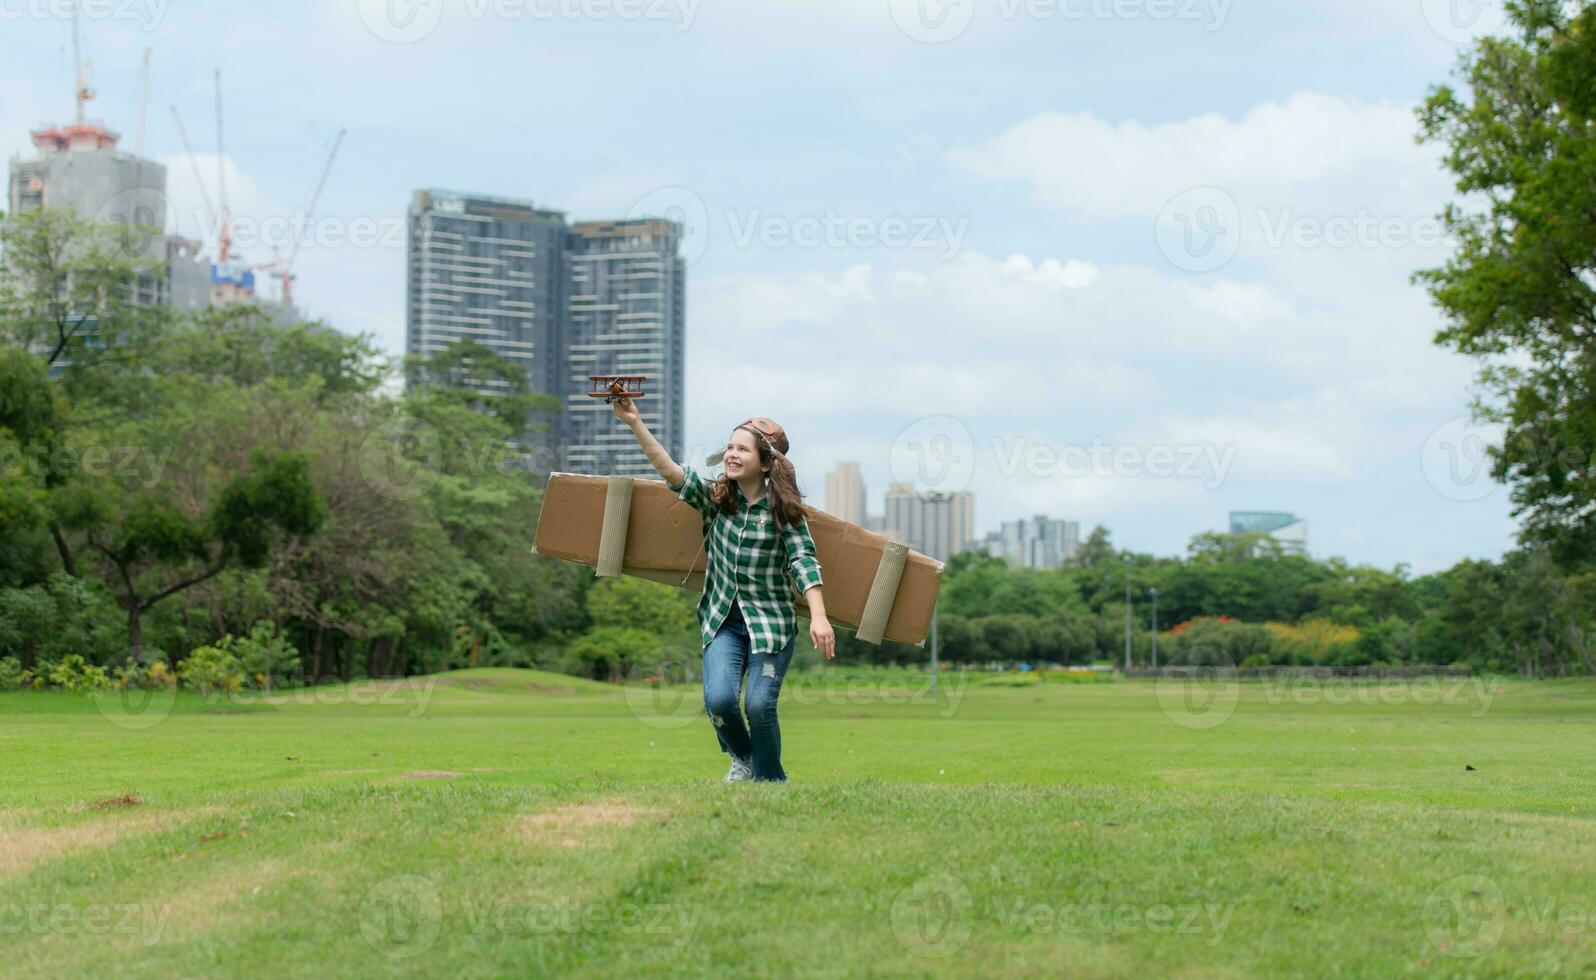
[270,128,346,308]
[169,70,345,309]
[71,6,93,124]
[169,105,217,244]
[214,69,231,264]
[134,48,151,157]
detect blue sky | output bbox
[3,0,1520,573]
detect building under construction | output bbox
[8,121,211,313]
[6,22,321,329]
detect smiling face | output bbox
[723,427,764,480]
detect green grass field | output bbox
[2,668,1593,978]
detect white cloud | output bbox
[1157,394,1362,482]
[696,263,875,332]
[951,92,1433,221]
[157,152,276,259]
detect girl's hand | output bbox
[810,617,836,660]
[612,396,640,425]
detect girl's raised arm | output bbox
[613,397,684,486]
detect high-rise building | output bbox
[404,190,685,479]
[982,515,1080,569]
[405,189,569,462]
[562,219,685,479]
[1229,510,1308,556]
[824,462,867,525]
[883,482,975,563]
[9,123,209,313]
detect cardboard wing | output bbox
[530,472,943,647]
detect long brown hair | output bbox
[707,423,810,530]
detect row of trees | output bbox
[0,204,1591,681]
[862,534,1594,677]
[4,2,1594,684]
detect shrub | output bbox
[42,654,110,692]
[218,621,300,690]
[563,626,664,681]
[180,646,244,696]
[111,659,176,691]
[0,656,31,691]
[1263,619,1361,666]
[1170,617,1273,665]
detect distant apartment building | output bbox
[882,482,975,564]
[1229,510,1308,556]
[405,189,684,478]
[406,189,568,461]
[983,515,1080,569]
[562,219,685,479]
[824,462,867,525]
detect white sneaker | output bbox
[725,755,753,782]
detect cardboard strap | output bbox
[855,540,908,645]
[596,476,633,578]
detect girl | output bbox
[614,397,835,782]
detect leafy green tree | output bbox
[1416,0,1596,562]
[0,572,124,668]
[402,337,558,447]
[563,626,661,681]
[586,576,697,639]
[58,443,325,658]
[0,208,167,376]
[0,347,65,582]
[1066,525,1116,568]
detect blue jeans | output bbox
[702,598,796,782]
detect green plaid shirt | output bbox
[668,465,825,655]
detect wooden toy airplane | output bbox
[587,375,647,403]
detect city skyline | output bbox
[0,2,1520,572]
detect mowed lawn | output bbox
[2,668,1593,978]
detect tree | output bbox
[402,338,558,447]
[0,347,64,584]
[0,207,167,374]
[59,444,326,659]
[1066,525,1116,568]
[1416,0,1596,562]
[586,576,697,639]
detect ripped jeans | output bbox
[702,598,796,782]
